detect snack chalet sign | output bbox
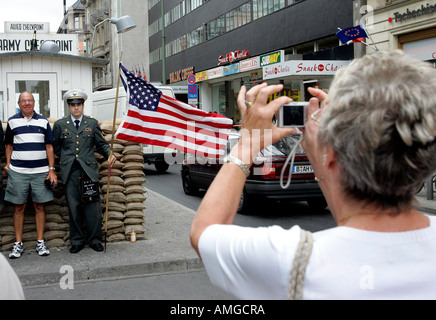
[263,60,350,79]
[218,49,249,66]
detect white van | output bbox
[92,85,178,172]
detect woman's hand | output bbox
[300,87,328,159]
[234,83,295,165]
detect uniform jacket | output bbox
[53,115,111,183]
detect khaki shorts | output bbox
[5,170,54,204]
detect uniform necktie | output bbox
[74,120,80,130]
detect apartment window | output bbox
[150,48,161,64]
[188,25,203,48]
[205,15,225,40]
[253,0,285,19]
[149,18,161,37]
[74,17,80,29]
[226,2,251,32]
[318,36,340,51]
[293,41,316,55]
[149,0,160,9]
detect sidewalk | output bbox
[4,188,202,287]
[4,189,436,288]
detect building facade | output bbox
[148,0,357,122]
[366,0,436,66]
[80,0,149,91]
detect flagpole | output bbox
[104,52,123,252]
[362,26,379,51]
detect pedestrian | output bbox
[0,254,24,299]
[5,91,57,259]
[52,89,116,254]
[190,50,436,299]
[0,120,6,212]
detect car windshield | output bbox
[262,135,303,156]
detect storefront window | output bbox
[212,83,226,115]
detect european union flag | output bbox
[336,25,368,44]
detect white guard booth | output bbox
[0,51,107,121]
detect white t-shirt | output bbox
[0,254,24,300]
[199,215,436,300]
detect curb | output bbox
[8,188,203,287]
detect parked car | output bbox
[181,132,327,213]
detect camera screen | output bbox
[282,105,305,126]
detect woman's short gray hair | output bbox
[318,50,436,212]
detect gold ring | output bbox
[310,109,322,123]
[245,101,253,108]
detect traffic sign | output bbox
[187,74,196,85]
[188,84,198,100]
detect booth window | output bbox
[15,80,50,118]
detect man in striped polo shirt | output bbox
[4,91,57,259]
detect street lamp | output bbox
[89,15,136,56]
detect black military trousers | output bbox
[65,168,102,246]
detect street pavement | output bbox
[2,187,436,290]
[3,188,201,288]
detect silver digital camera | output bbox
[276,102,309,127]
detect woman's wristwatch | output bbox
[223,155,250,177]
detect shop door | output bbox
[7,73,57,119]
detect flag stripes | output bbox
[115,64,233,158]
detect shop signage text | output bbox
[260,50,284,67]
[208,66,223,79]
[196,70,208,82]
[263,60,349,80]
[169,66,195,84]
[223,63,239,76]
[218,50,249,66]
[390,3,436,23]
[296,62,343,73]
[240,57,260,72]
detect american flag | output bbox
[116,64,233,158]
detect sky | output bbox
[0,0,78,33]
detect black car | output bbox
[181,132,327,213]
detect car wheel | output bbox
[155,162,169,173]
[182,169,199,195]
[237,188,249,214]
[307,198,328,210]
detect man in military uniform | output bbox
[53,89,116,253]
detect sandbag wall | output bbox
[99,119,147,242]
[0,118,147,251]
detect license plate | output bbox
[292,165,313,174]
